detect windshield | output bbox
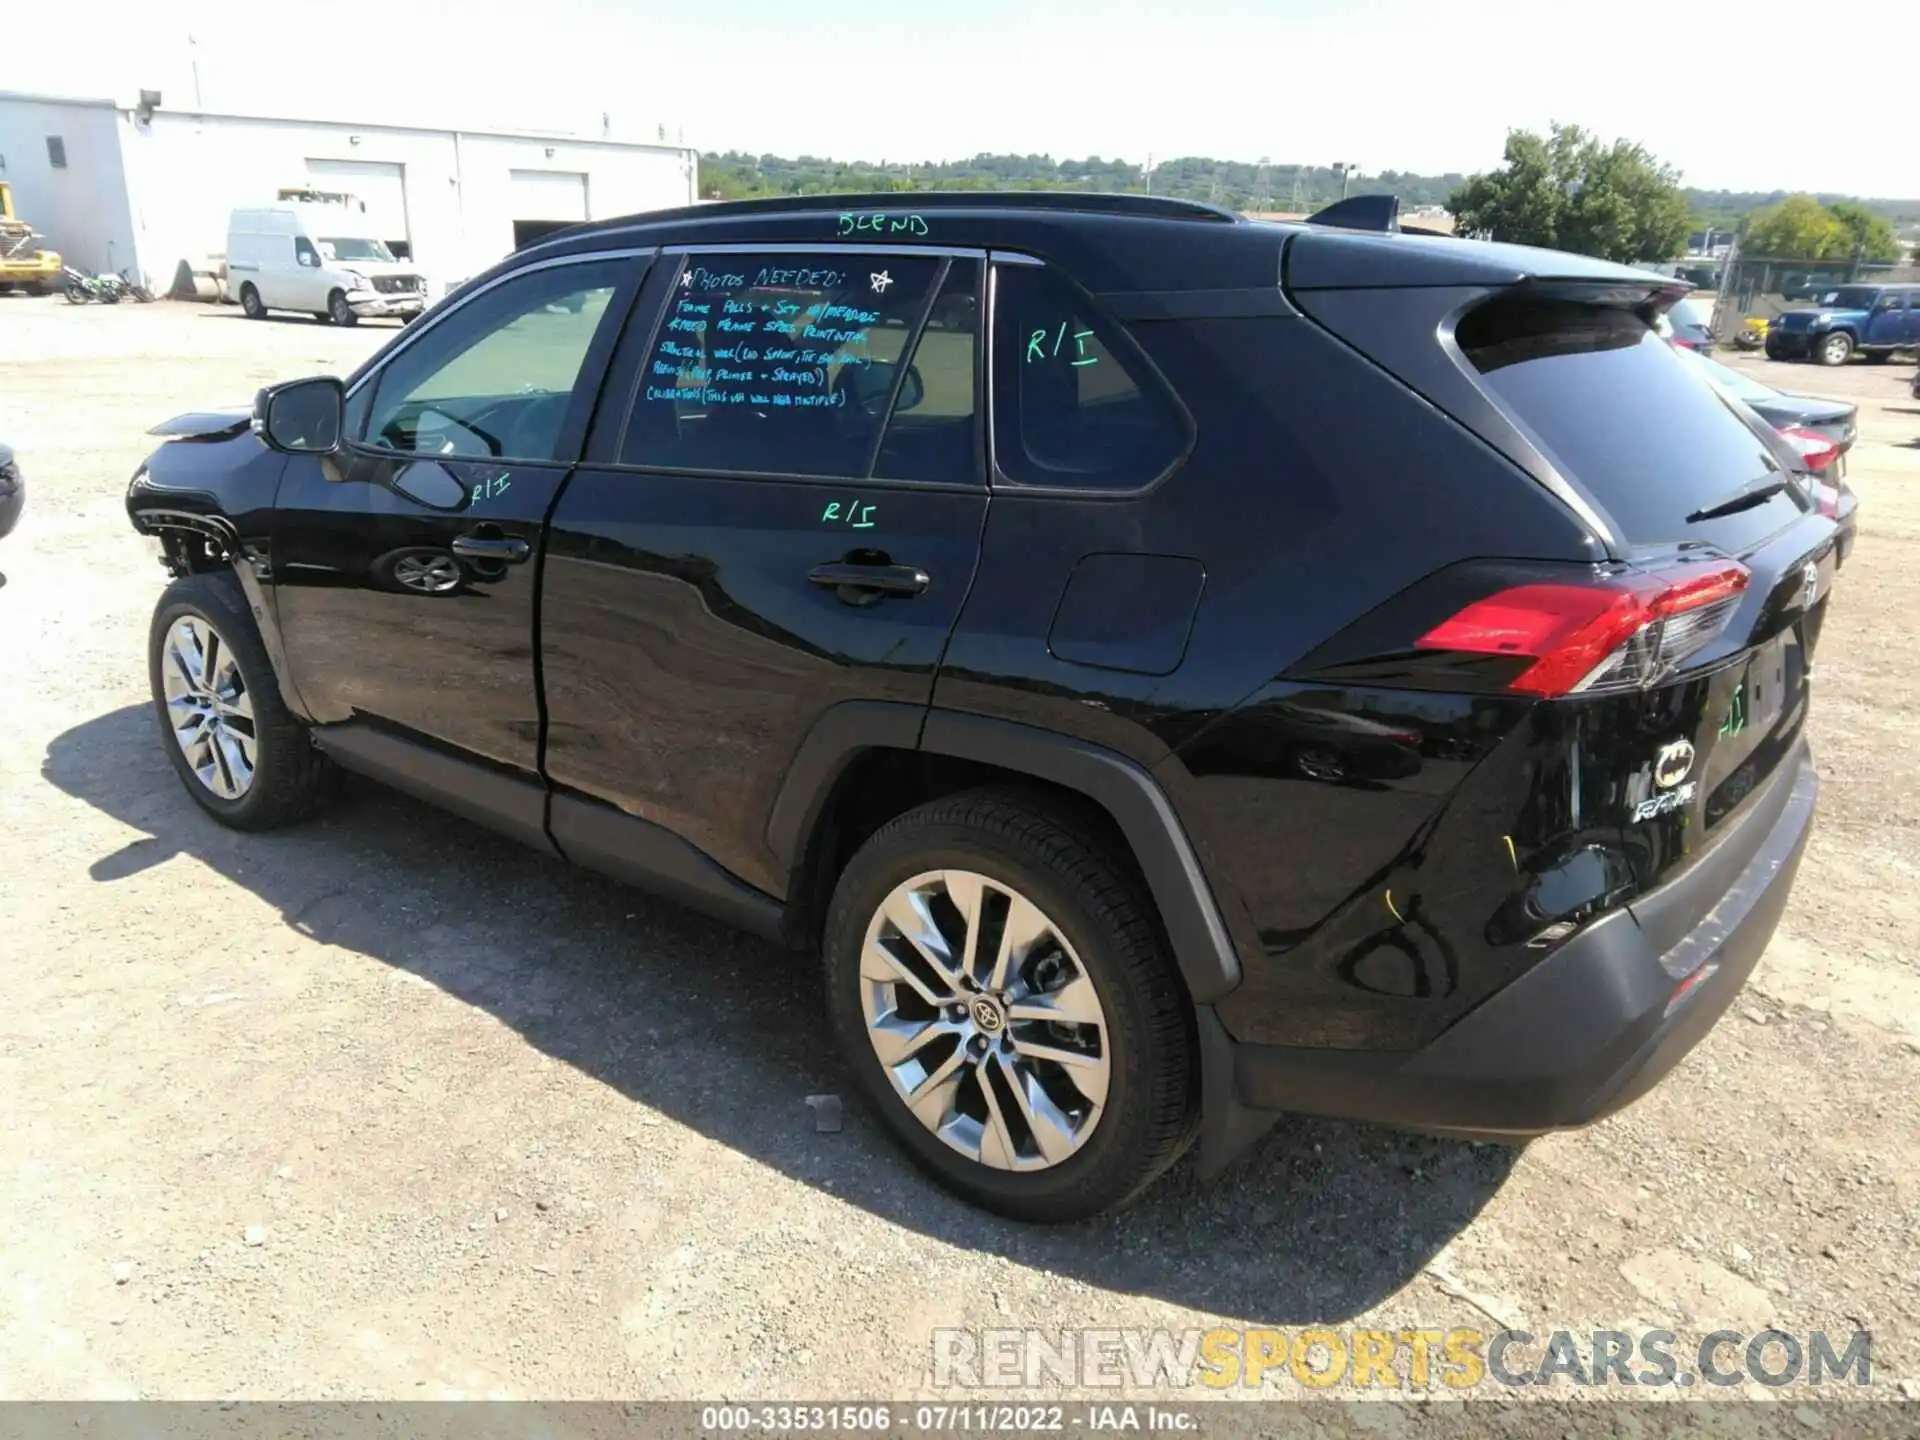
[318,236,395,263]
[1815,287,1879,310]
[1675,346,1778,403]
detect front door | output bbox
[540,246,988,897]
[1864,290,1907,349]
[272,251,645,777]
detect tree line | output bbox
[701,139,1915,266]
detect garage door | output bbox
[304,159,411,257]
[508,170,590,248]
[510,169,590,222]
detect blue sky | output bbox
[7,0,1908,195]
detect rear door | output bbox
[273,251,645,779]
[539,245,988,898]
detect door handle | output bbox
[451,533,531,563]
[808,561,930,601]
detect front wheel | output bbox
[1817,331,1854,366]
[148,572,337,830]
[823,789,1196,1222]
[63,280,90,304]
[327,289,359,327]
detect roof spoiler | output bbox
[1303,193,1455,239]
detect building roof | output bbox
[0,89,695,155]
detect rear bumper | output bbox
[1226,740,1817,1139]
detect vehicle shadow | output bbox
[43,703,1518,1325]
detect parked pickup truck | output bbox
[1766,282,1920,365]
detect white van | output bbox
[225,205,427,325]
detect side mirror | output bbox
[894,363,926,413]
[254,376,345,454]
[838,360,925,417]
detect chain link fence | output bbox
[1707,256,1920,346]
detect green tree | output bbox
[1827,200,1903,262]
[1744,195,1849,258]
[1446,123,1690,263]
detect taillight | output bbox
[1777,425,1839,472]
[1415,561,1751,697]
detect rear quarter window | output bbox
[1455,299,1798,553]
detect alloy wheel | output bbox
[160,615,257,799]
[392,552,462,593]
[860,869,1111,1172]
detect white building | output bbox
[0,89,698,293]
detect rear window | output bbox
[1456,298,1794,550]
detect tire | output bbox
[327,290,359,327]
[1817,331,1854,366]
[25,280,49,297]
[239,283,265,319]
[148,571,336,831]
[823,788,1195,1222]
[64,280,89,305]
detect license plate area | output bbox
[1701,627,1804,826]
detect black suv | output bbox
[127,193,1837,1222]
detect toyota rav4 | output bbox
[126,192,1839,1222]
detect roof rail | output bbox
[581,190,1243,232]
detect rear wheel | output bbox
[327,289,359,327]
[823,789,1195,1222]
[148,572,336,830]
[1817,331,1854,366]
[239,283,265,319]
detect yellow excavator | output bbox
[0,182,62,295]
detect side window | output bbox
[358,258,626,462]
[294,236,319,268]
[989,262,1188,490]
[622,251,972,481]
[875,260,979,486]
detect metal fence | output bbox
[1707,256,1920,342]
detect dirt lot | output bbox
[2,294,1918,1413]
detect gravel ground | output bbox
[1,295,1917,1415]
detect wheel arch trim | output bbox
[766,701,1244,1006]
[919,711,1243,1006]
